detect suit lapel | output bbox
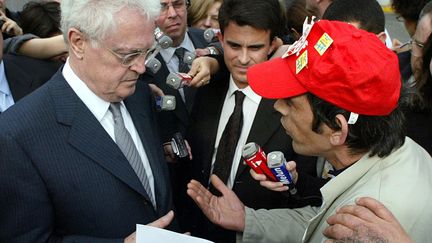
[235,98,281,179]
[50,72,151,201]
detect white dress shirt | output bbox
[211,76,262,188]
[62,59,155,199]
[0,61,15,113]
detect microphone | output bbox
[145,44,163,74]
[155,95,176,111]
[204,28,220,43]
[154,27,173,49]
[183,51,196,65]
[145,57,161,74]
[267,151,297,195]
[171,132,189,158]
[166,72,193,89]
[242,142,277,181]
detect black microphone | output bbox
[203,28,220,43]
[154,27,173,49]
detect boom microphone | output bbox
[242,142,277,181]
[154,27,173,49]
[267,151,297,195]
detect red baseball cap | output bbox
[247,19,401,116]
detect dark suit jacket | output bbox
[138,27,208,142]
[0,71,176,243]
[186,66,319,242]
[3,53,62,102]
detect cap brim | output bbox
[247,57,308,99]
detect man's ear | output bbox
[217,31,224,46]
[68,28,86,60]
[269,37,282,55]
[329,114,349,146]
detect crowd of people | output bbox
[0,0,431,242]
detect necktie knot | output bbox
[234,91,245,106]
[174,47,186,60]
[109,102,123,125]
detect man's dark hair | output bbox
[218,0,286,41]
[392,0,431,22]
[306,91,406,158]
[322,0,384,35]
[20,1,61,38]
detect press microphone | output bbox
[144,44,163,74]
[183,51,196,65]
[155,95,176,111]
[267,151,297,195]
[154,27,173,49]
[166,72,193,89]
[242,142,277,181]
[171,132,189,158]
[204,28,220,43]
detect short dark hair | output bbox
[285,0,313,38]
[322,0,384,34]
[392,0,431,22]
[218,0,286,41]
[20,1,61,38]
[306,91,406,158]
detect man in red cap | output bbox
[187,19,432,242]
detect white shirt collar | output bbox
[159,29,196,62]
[62,58,124,122]
[227,75,261,105]
[0,61,11,96]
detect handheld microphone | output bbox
[154,27,173,49]
[145,45,162,74]
[183,51,196,65]
[242,142,277,181]
[171,132,189,158]
[166,72,193,89]
[267,151,297,195]
[204,28,221,43]
[155,95,176,111]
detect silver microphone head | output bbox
[158,35,173,49]
[183,51,195,65]
[204,28,216,43]
[156,95,176,111]
[154,27,173,49]
[145,57,161,74]
[166,73,183,89]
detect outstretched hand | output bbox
[187,175,246,232]
[323,197,412,243]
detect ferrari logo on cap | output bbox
[315,33,333,55]
[296,50,308,74]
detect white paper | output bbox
[136,224,214,243]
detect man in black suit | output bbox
[0,1,176,242]
[186,0,320,242]
[0,32,61,113]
